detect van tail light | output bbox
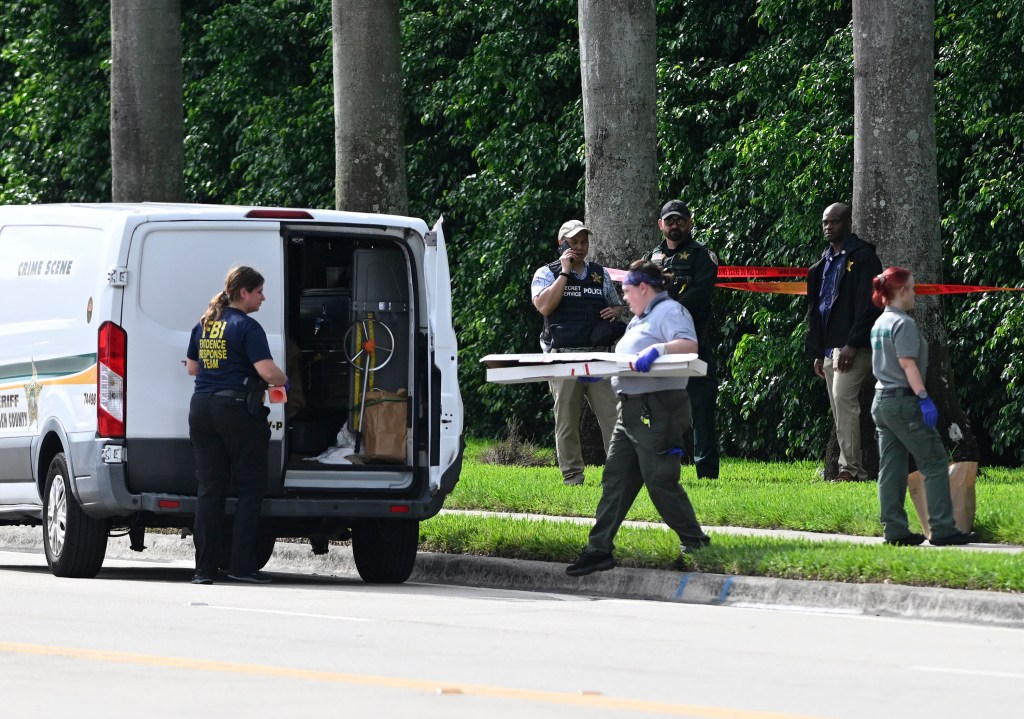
[244,209,314,220]
[98,321,127,438]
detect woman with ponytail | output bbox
[869,267,977,546]
[185,266,288,584]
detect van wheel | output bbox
[255,532,276,570]
[218,528,277,571]
[42,453,108,578]
[352,519,419,584]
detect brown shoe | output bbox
[832,470,857,482]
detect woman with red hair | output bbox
[869,267,977,546]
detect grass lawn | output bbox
[419,439,1024,592]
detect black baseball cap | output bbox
[660,200,691,220]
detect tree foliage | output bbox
[934,1,1024,462]
[183,0,335,207]
[0,0,110,203]
[1,0,1020,463]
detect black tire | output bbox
[218,527,276,571]
[42,453,108,578]
[351,519,419,584]
[254,531,276,570]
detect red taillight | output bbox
[389,505,411,513]
[158,500,180,509]
[244,209,314,220]
[98,321,127,438]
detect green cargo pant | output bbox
[870,392,957,541]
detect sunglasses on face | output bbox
[663,216,687,227]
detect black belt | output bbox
[212,389,248,399]
[877,387,915,398]
[617,393,646,401]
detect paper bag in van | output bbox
[361,388,408,463]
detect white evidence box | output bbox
[480,352,707,385]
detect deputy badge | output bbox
[681,251,690,261]
[24,360,41,428]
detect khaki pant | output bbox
[823,347,873,479]
[549,377,618,482]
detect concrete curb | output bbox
[411,552,1024,628]
[4,526,1023,628]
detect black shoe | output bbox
[930,531,979,546]
[884,533,926,546]
[672,538,711,570]
[566,551,615,577]
[830,470,860,483]
[191,571,215,585]
[227,571,272,584]
[680,536,711,553]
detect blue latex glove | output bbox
[919,397,938,428]
[663,447,686,458]
[635,344,663,373]
[577,376,601,383]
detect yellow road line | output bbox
[0,641,829,719]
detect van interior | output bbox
[283,231,413,478]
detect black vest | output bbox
[649,241,710,340]
[541,261,609,349]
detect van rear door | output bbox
[423,218,462,492]
[120,221,285,495]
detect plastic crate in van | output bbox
[299,289,351,342]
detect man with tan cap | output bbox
[531,219,624,485]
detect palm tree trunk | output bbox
[332,0,408,214]
[110,0,184,202]
[578,0,659,267]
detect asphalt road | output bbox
[1,543,1023,719]
[1,523,1023,630]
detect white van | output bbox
[0,203,464,582]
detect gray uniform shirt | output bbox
[612,292,697,395]
[870,306,928,390]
